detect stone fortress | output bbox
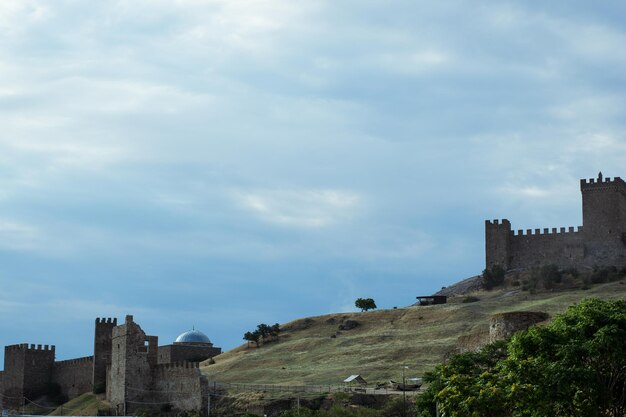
[486,172,626,270]
[0,315,221,415]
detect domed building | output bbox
[157,328,221,364]
[174,329,213,346]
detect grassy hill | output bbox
[200,280,626,386]
[48,393,109,416]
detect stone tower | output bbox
[109,315,158,415]
[485,219,512,269]
[580,173,626,265]
[92,317,117,393]
[2,344,55,407]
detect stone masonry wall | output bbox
[508,227,584,269]
[153,362,208,416]
[93,318,117,394]
[2,344,56,406]
[486,174,626,271]
[22,345,55,401]
[0,370,4,405]
[53,356,93,399]
[109,315,159,415]
[158,345,221,364]
[489,311,549,343]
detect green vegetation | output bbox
[482,265,506,290]
[201,280,626,386]
[355,298,377,312]
[275,397,408,417]
[48,393,108,416]
[416,298,626,417]
[244,323,281,347]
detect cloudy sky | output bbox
[1,0,626,363]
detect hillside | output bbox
[200,280,626,386]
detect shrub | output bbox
[539,264,562,289]
[462,296,480,303]
[482,265,506,290]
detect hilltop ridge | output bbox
[200,279,626,386]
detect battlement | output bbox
[486,172,626,271]
[486,219,511,227]
[55,356,93,368]
[6,343,55,352]
[95,317,118,325]
[580,175,626,189]
[511,226,582,237]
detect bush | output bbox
[591,266,610,283]
[482,265,506,290]
[539,264,562,289]
[462,296,480,303]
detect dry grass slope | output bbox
[48,393,109,416]
[200,281,626,385]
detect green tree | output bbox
[416,299,626,417]
[355,298,377,312]
[416,341,509,417]
[502,298,626,417]
[257,323,271,340]
[269,323,281,340]
[482,265,506,290]
[243,330,260,347]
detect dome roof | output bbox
[175,329,212,344]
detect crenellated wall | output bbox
[486,220,584,269]
[508,226,584,269]
[2,316,214,416]
[486,173,626,270]
[53,356,93,399]
[2,344,55,406]
[108,316,209,416]
[153,362,209,413]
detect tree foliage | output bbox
[482,265,506,290]
[243,323,281,347]
[355,298,377,312]
[416,299,626,417]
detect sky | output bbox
[1,0,626,364]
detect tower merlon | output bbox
[581,176,625,189]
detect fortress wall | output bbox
[158,345,221,365]
[0,370,4,405]
[153,362,208,415]
[53,356,94,399]
[509,227,584,269]
[93,318,117,393]
[21,344,55,402]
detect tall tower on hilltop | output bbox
[485,219,512,269]
[580,172,626,265]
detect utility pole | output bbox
[401,365,409,417]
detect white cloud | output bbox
[234,188,361,228]
[0,220,42,251]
